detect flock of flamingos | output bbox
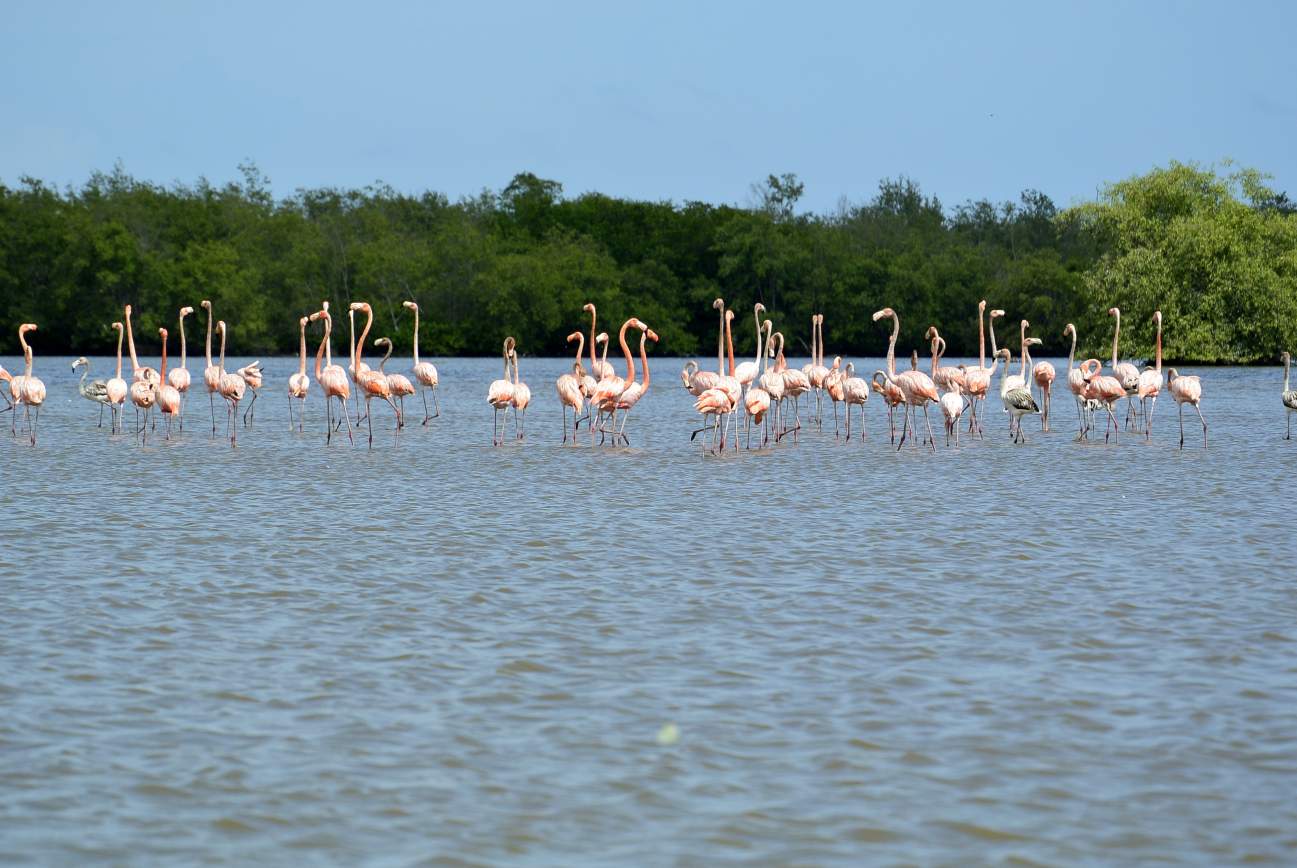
[4,297,1297,450]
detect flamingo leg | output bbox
[210,389,217,435]
[422,389,431,426]
[1178,402,1185,448]
[27,404,37,447]
[366,396,374,447]
[1195,404,1207,447]
[432,388,440,418]
[287,392,294,431]
[1145,396,1158,442]
[339,395,354,444]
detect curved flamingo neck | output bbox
[978,305,986,368]
[178,312,188,368]
[356,307,373,371]
[1154,315,1162,373]
[204,305,213,367]
[1111,310,1121,367]
[412,306,421,366]
[125,308,140,373]
[314,319,327,381]
[298,320,308,376]
[599,336,609,373]
[618,320,636,385]
[379,341,392,373]
[886,314,898,376]
[761,322,772,373]
[725,315,735,377]
[639,331,652,392]
[18,329,32,376]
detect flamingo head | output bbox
[1153,310,1161,325]
[403,300,418,311]
[1063,323,1075,338]
[871,308,894,322]
[180,306,194,317]
[1108,307,1120,318]
[217,321,226,336]
[124,304,133,317]
[647,329,659,343]
[200,299,211,311]
[754,303,766,314]
[1021,319,1030,330]
[724,310,734,325]
[158,327,168,340]
[299,316,309,328]
[831,355,841,369]
[375,338,390,349]
[112,322,123,334]
[630,318,648,331]
[583,302,595,314]
[349,302,368,313]
[990,309,1005,320]
[308,310,326,323]
[503,336,515,353]
[18,323,37,336]
[72,356,88,369]
[596,332,608,345]
[1080,358,1101,382]
[566,331,582,343]
[978,299,986,312]
[1283,351,1291,364]
[712,298,725,310]
[924,326,938,340]
[997,348,1012,361]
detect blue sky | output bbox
[3,0,1294,212]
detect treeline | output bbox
[1,161,1293,362]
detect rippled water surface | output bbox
[3,353,1296,865]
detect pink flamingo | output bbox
[583,303,614,380]
[1063,324,1086,438]
[842,362,870,442]
[804,314,830,427]
[347,304,373,425]
[288,316,311,432]
[612,325,658,445]
[716,309,744,447]
[873,307,939,450]
[1137,310,1164,441]
[823,355,846,439]
[350,302,400,445]
[1167,367,1206,448]
[1079,358,1126,443]
[125,307,158,443]
[586,332,607,399]
[374,337,415,427]
[13,324,46,445]
[940,375,966,447]
[216,321,246,445]
[756,321,784,439]
[167,306,194,429]
[870,307,905,442]
[1108,307,1141,428]
[508,346,531,440]
[308,306,353,444]
[962,300,993,435]
[200,300,221,434]
[105,322,128,434]
[925,326,965,393]
[779,325,811,441]
[156,327,182,439]
[402,300,441,423]
[237,359,264,427]
[1032,346,1056,433]
[487,337,516,446]
[592,318,643,442]
[124,304,159,386]
[556,331,586,442]
[734,303,766,388]
[743,328,772,449]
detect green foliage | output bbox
[1061,161,1297,363]
[0,163,1291,362]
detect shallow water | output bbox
[3,353,1296,865]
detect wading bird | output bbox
[156,328,182,439]
[216,321,246,445]
[1167,368,1206,448]
[1283,351,1297,439]
[106,323,128,434]
[14,324,46,445]
[309,306,353,444]
[350,302,400,445]
[402,300,441,423]
[487,337,516,446]
[288,316,311,432]
[168,306,194,429]
[1137,311,1164,442]
[200,300,221,434]
[72,356,111,426]
[1109,307,1141,428]
[374,337,415,427]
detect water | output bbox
[3,352,1296,865]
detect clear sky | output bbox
[3,0,1294,213]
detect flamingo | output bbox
[374,338,415,427]
[681,360,699,391]
[288,316,311,432]
[105,322,128,434]
[716,309,744,448]
[350,302,400,445]
[1079,358,1126,443]
[487,337,516,446]
[200,300,221,434]
[1167,368,1206,448]
[733,303,765,388]
[13,324,46,445]
[925,326,965,393]
[1108,307,1141,428]
[940,372,966,447]
[402,300,441,423]
[870,307,905,443]
[757,322,785,440]
[842,362,870,442]
[1061,324,1087,438]
[586,332,608,399]
[995,347,1039,444]
[156,328,182,439]
[612,325,659,445]
[592,318,644,442]
[0,364,11,418]
[1002,320,1032,393]
[584,303,614,381]
[508,347,531,440]
[1033,347,1056,433]
[308,306,353,444]
[743,330,772,450]
[215,321,246,446]
[1283,351,1297,439]
[347,304,373,424]
[1003,337,1043,439]
[556,331,586,444]
[168,306,194,429]
[805,314,830,427]
[1137,311,1164,442]
[962,300,993,435]
[779,323,810,443]
[72,357,111,427]
[237,359,264,427]
[872,307,938,450]
[123,304,159,385]
[823,355,845,439]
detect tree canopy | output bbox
[1,161,1291,363]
